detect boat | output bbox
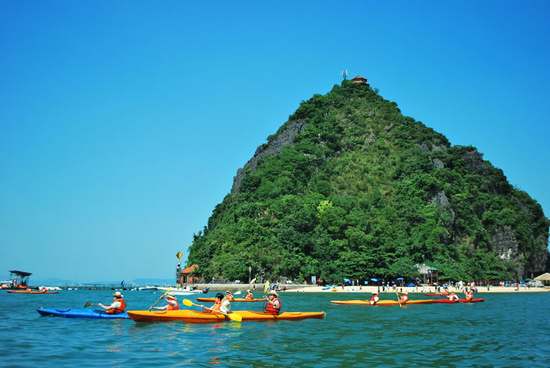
[138,286,158,291]
[37,307,129,319]
[156,287,203,296]
[127,310,325,323]
[2,270,32,290]
[196,297,265,303]
[330,298,485,306]
[38,286,62,291]
[7,289,58,294]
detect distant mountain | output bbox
[188,78,549,282]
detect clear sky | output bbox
[1,1,549,282]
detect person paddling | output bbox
[98,291,126,314]
[397,290,409,305]
[245,289,254,300]
[264,290,282,315]
[369,291,380,305]
[447,292,460,302]
[225,290,235,302]
[464,288,474,301]
[152,294,179,311]
[203,293,223,313]
[203,293,232,314]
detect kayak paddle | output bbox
[148,292,168,311]
[182,299,242,322]
[83,301,97,308]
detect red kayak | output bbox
[331,298,485,306]
[425,293,450,297]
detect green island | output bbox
[188,78,549,283]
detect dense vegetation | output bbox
[188,80,549,283]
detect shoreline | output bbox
[282,285,550,293]
[189,283,549,294]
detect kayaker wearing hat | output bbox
[99,291,126,314]
[220,291,233,313]
[224,290,235,302]
[264,290,281,315]
[152,294,180,311]
[245,289,254,301]
[369,291,380,305]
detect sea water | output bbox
[0,290,548,367]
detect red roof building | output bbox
[351,76,368,84]
[177,264,199,285]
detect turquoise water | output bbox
[1,290,549,367]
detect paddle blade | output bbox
[228,313,242,322]
[83,301,93,308]
[182,299,194,307]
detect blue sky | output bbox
[1,1,549,282]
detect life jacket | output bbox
[400,294,409,303]
[245,293,254,300]
[210,300,221,312]
[264,298,281,315]
[370,295,379,304]
[106,298,126,314]
[167,301,179,311]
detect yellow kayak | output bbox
[127,310,325,323]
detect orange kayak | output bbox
[331,298,484,306]
[7,289,58,294]
[127,310,325,323]
[196,297,265,303]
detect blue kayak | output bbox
[37,307,129,319]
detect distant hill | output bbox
[188,78,549,282]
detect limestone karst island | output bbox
[186,76,549,284]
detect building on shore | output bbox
[177,264,199,286]
[351,75,368,85]
[416,264,438,284]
